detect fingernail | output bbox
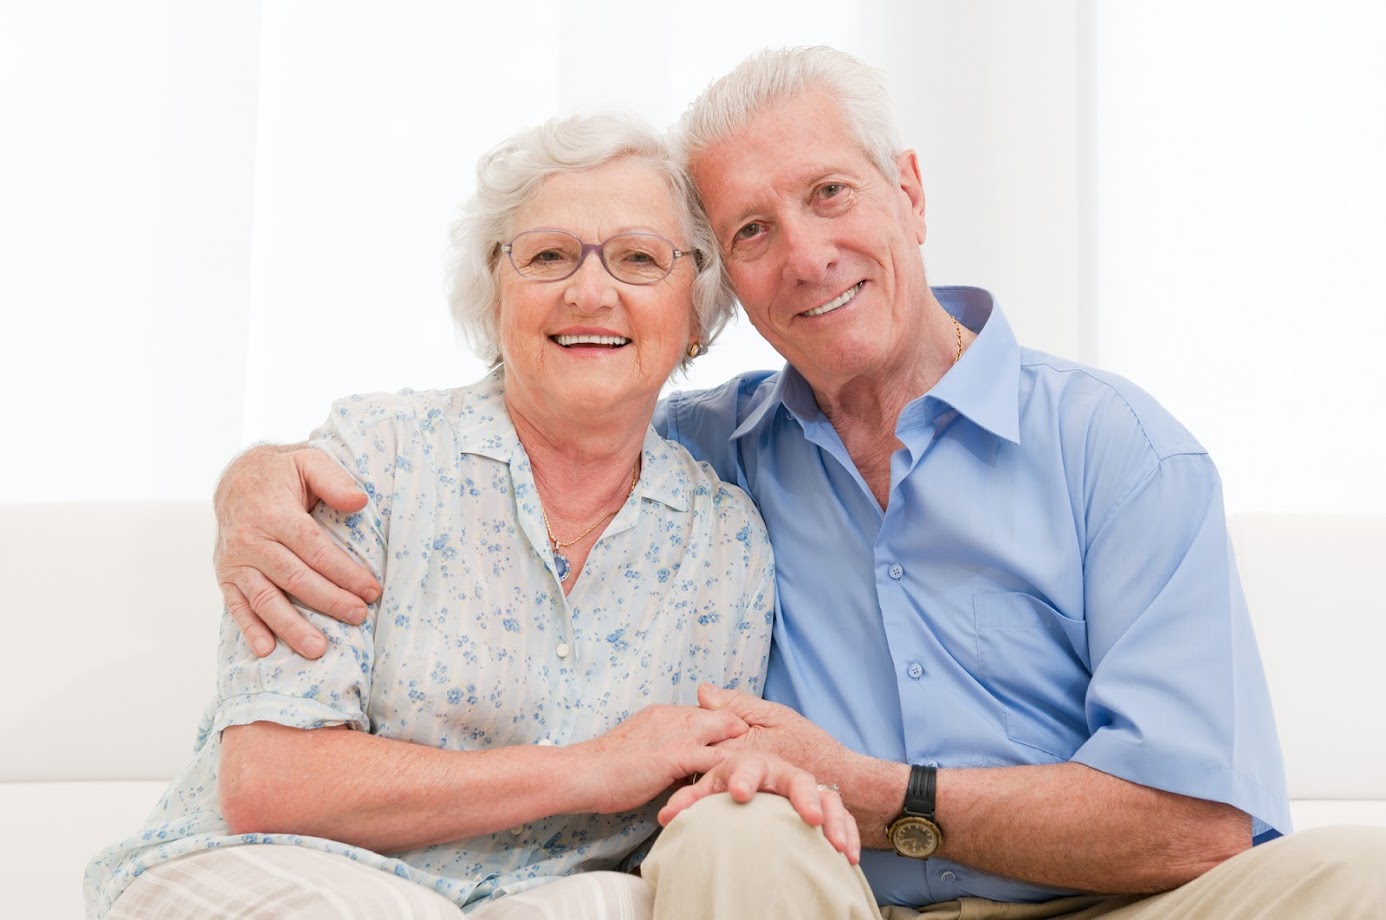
[252,636,274,656]
[363,586,381,604]
[304,634,327,657]
[350,606,367,625]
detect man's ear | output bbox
[896,149,927,244]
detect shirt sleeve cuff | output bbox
[211,691,368,735]
[1071,732,1291,840]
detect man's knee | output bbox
[657,792,832,859]
[643,794,880,920]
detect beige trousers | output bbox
[108,845,652,919]
[641,793,1386,920]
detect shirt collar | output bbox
[729,285,1021,445]
[454,368,690,512]
[924,286,1021,444]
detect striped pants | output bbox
[108,845,651,919]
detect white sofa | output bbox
[3,502,1383,918]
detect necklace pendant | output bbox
[553,551,572,582]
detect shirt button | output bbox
[555,642,571,658]
[907,663,924,679]
[888,563,904,580]
[510,826,523,836]
[537,738,554,746]
[941,870,956,883]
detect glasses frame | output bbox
[500,228,699,286]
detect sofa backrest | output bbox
[1,501,220,781]
[1227,512,1385,802]
[3,503,1382,804]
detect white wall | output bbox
[1084,1,1386,512]
[4,1,1375,513]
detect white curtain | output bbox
[3,0,1380,512]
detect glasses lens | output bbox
[603,234,675,284]
[510,231,581,280]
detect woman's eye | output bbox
[820,183,843,198]
[533,249,564,262]
[735,222,762,241]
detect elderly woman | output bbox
[84,114,853,919]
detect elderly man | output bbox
[213,46,1384,918]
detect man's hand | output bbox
[696,683,853,779]
[214,444,381,659]
[657,750,861,864]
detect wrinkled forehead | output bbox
[688,92,876,218]
[513,156,686,238]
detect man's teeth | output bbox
[803,283,862,317]
[554,334,630,347]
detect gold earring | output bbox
[686,341,703,359]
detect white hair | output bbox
[674,45,903,183]
[447,113,734,371]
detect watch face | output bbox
[889,816,941,859]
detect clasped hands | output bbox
[653,683,861,864]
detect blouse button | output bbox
[555,642,571,658]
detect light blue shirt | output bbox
[656,287,1289,907]
[86,371,774,917]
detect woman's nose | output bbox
[564,254,619,312]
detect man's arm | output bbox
[683,685,1249,894]
[213,443,381,658]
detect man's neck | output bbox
[810,306,967,509]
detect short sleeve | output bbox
[1072,450,1291,840]
[212,394,400,736]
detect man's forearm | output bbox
[837,755,1249,894]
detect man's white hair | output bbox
[673,45,904,183]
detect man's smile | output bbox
[802,282,863,318]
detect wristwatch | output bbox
[887,764,943,859]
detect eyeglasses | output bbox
[501,229,698,285]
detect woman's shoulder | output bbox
[319,376,502,437]
[646,430,766,533]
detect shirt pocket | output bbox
[973,591,1091,761]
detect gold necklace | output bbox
[541,461,640,582]
[951,316,963,365]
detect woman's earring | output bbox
[686,341,703,359]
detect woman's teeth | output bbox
[554,334,630,347]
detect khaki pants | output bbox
[642,793,1386,919]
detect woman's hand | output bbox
[214,444,381,658]
[570,704,751,815]
[657,750,862,864]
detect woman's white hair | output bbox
[447,113,733,371]
[674,45,903,183]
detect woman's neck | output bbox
[506,393,647,532]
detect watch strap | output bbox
[902,763,937,821]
